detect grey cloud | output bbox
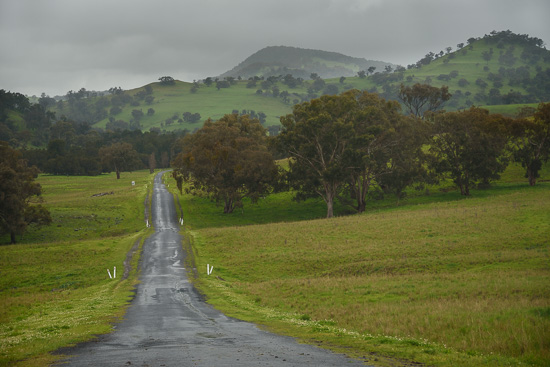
[1,0,549,96]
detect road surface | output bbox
[56,172,368,366]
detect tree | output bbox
[131,109,144,122]
[482,50,493,64]
[428,108,509,195]
[377,117,430,205]
[357,70,366,78]
[509,102,550,185]
[172,114,278,214]
[158,76,175,85]
[0,142,51,243]
[99,142,142,179]
[343,91,414,212]
[276,92,357,218]
[149,152,156,174]
[398,83,451,119]
[368,66,377,75]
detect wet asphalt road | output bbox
[56,172,368,366]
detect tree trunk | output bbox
[224,198,234,214]
[527,168,536,186]
[326,197,334,218]
[352,172,370,214]
[116,168,121,180]
[10,231,16,244]
[464,181,470,196]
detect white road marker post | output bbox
[207,264,213,275]
[113,266,116,279]
[107,269,112,279]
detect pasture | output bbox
[0,171,154,366]
[170,164,550,366]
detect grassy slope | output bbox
[0,171,154,366]
[167,163,550,367]
[77,38,549,133]
[395,40,544,110]
[34,37,549,134]
[94,80,293,131]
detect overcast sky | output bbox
[1,0,549,97]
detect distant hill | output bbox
[393,30,550,110]
[219,46,393,79]
[31,31,550,136]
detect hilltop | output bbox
[218,45,393,79]
[4,31,549,139]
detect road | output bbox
[56,172,368,366]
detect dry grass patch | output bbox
[192,186,550,366]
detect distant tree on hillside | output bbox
[398,83,451,119]
[158,76,175,85]
[482,49,493,64]
[357,70,366,78]
[131,109,144,122]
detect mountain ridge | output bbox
[219,45,394,79]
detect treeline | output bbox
[1,89,185,177]
[172,89,550,218]
[22,127,182,176]
[35,85,157,126]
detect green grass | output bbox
[482,103,540,116]
[167,163,550,366]
[93,80,293,131]
[0,170,154,366]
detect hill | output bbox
[32,31,550,135]
[218,45,392,80]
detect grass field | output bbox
[93,80,293,131]
[2,161,548,366]
[168,163,550,367]
[0,170,154,366]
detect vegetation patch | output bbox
[0,170,154,366]
[168,167,550,366]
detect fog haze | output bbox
[1,0,549,96]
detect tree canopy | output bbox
[428,107,509,195]
[99,142,142,179]
[276,90,426,217]
[172,114,278,213]
[398,83,452,118]
[508,102,550,185]
[0,142,51,243]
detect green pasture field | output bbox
[94,80,294,131]
[167,163,550,367]
[482,103,540,116]
[0,170,154,366]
